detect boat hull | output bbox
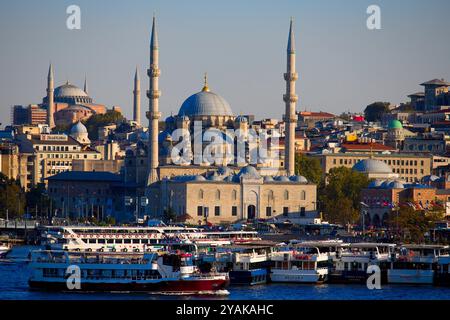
[270,269,327,283]
[229,269,268,285]
[387,270,434,285]
[28,278,229,293]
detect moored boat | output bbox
[329,243,395,284]
[435,254,450,286]
[270,242,340,283]
[28,250,229,293]
[388,245,448,285]
[0,243,11,258]
[221,244,273,285]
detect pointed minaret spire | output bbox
[147,14,161,185]
[47,63,55,129]
[83,75,88,95]
[283,18,298,176]
[133,67,141,125]
[287,17,295,54]
[150,15,158,50]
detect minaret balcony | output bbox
[284,72,298,81]
[283,94,298,103]
[283,115,298,122]
[147,67,160,77]
[146,111,161,120]
[147,90,161,99]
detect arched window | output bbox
[284,190,289,200]
[232,190,237,201]
[216,190,221,200]
[301,190,306,200]
[199,189,204,200]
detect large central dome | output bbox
[178,78,233,117]
[54,82,88,99]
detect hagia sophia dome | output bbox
[177,77,233,117]
[53,81,92,104]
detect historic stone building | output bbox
[15,122,101,189]
[316,153,433,183]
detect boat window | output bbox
[107,239,114,244]
[88,239,96,244]
[98,239,106,244]
[115,239,123,244]
[124,239,131,244]
[132,239,140,244]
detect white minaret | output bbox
[133,67,141,125]
[283,18,298,176]
[146,15,161,185]
[47,63,55,129]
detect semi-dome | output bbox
[235,115,248,123]
[381,180,393,188]
[353,159,393,174]
[70,121,88,134]
[55,82,89,98]
[422,175,440,183]
[388,180,405,189]
[276,176,291,182]
[178,81,233,117]
[369,179,384,188]
[193,175,206,182]
[237,165,260,179]
[290,175,308,183]
[388,119,403,129]
[264,176,275,182]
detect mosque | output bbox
[132,17,320,224]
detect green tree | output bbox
[25,184,52,218]
[0,173,26,219]
[83,110,124,140]
[320,167,370,226]
[294,154,323,185]
[364,102,391,122]
[389,205,444,243]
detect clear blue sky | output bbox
[1,0,449,124]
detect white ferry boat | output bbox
[216,244,274,285]
[0,243,11,258]
[388,245,448,285]
[329,243,395,283]
[40,226,260,252]
[270,242,340,283]
[28,250,229,293]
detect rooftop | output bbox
[420,79,450,87]
[47,171,122,182]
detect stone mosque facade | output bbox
[135,17,319,224]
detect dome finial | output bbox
[202,72,210,92]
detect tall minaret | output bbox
[283,18,298,176]
[47,63,55,129]
[146,15,161,185]
[83,75,88,95]
[133,67,141,125]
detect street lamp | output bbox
[360,202,369,238]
